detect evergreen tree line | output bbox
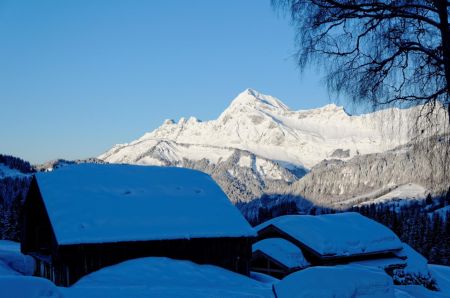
[0,176,31,240]
[249,200,300,226]
[0,154,34,240]
[0,154,34,174]
[351,194,450,266]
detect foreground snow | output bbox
[0,242,271,298]
[394,285,449,298]
[0,240,34,276]
[0,241,61,298]
[430,265,450,293]
[274,265,395,298]
[250,272,280,284]
[0,276,62,298]
[61,257,272,298]
[275,264,449,298]
[1,240,450,298]
[395,244,430,277]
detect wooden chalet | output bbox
[251,238,310,278]
[254,212,403,266]
[21,164,256,286]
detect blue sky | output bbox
[0,0,336,163]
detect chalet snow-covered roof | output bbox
[252,238,310,269]
[34,164,256,245]
[255,212,402,258]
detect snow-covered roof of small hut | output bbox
[34,164,256,245]
[255,212,402,258]
[252,238,310,269]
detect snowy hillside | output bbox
[0,164,28,179]
[240,136,450,226]
[289,137,450,208]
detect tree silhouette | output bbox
[273,0,450,122]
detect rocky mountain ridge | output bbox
[99,89,448,204]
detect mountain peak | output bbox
[227,89,290,112]
[243,88,258,96]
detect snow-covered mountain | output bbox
[101,89,433,168]
[99,89,447,203]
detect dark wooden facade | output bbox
[22,178,254,286]
[257,224,401,266]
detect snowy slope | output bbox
[100,89,446,170]
[62,257,272,298]
[0,241,60,298]
[0,164,28,179]
[430,265,450,293]
[0,241,35,276]
[0,242,268,298]
[374,184,428,202]
[337,183,429,209]
[284,136,450,209]
[274,264,395,298]
[395,244,430,277]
